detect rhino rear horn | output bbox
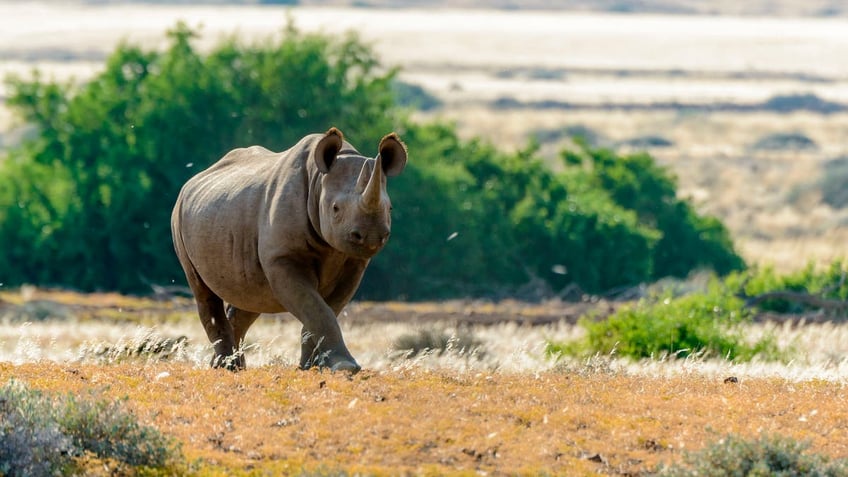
[313,127,344,173]
[377,132,407,177]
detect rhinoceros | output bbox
[171,128,407,373]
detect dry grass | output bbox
[2,291,848,474]
[3,361,847,476]
[3,288,848,378]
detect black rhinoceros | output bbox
[171,128,407,373]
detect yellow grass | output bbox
[3,361,847,476]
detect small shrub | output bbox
[1,300,74,322]
[393,328,482,358]
[619,134,674,149]
[731,260,848,314]
[532,124,604,146]
[658,434,848,476]
[0,380,183,476]
[821,157,848,209]
[547,278,783,362]
[392,80,441,111]
[750,131,817,151]
[762,92,845,114]
[0,382,73,477]
[59,395,177,468]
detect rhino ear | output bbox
[377,132,407,177]
[313,127,344,173]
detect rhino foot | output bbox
[301,350,361,374]
[211,353,245,372]
[330,359,361,374]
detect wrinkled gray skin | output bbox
[171,128,407,373]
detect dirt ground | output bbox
[3,361,847,476]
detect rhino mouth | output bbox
[340,228,389,258]
[344,240,385,258]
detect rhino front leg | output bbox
[324,259,368,316]
[299,260,367,369]
[267,257,360,373]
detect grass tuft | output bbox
[658,433,848,476]
[392,327,483,358]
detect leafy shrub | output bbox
[370,126,663,298]
[547,278,782,362]
[658,434,848,476]
[2,22,745,300]
[2,22,397,292]
[730,260,848,314]
[561,145,745,281]
[0,381,72,477]
[0,380,182,476]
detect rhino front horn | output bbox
[361,153,384,209]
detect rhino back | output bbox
[174,142,315,313]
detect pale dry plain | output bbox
[2,4,848,475]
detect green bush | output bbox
[366,127,661,299]
[2,22,396,292]
[547,277,782,362]
[658,434,848,476]
[730,260,848,314]
[561,144,745,281]
[0,380,183,476]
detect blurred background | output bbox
[1,0,847,300]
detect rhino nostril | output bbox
[350,231,364,243]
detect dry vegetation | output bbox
[2,289,848,474]
[3,361,847,476]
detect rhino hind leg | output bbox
[226,305,261,369]
[181,268,240,370]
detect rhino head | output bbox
[311,128,407,259]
